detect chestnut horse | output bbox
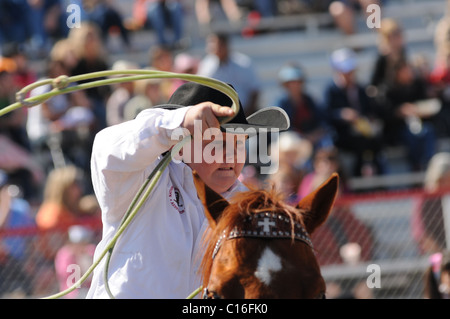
[193,172,339,299]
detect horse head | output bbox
[193,171,339,299]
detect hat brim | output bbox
[157,105,290,137]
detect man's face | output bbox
[186,132,246,194]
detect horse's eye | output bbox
[317,292,326,299]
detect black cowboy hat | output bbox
[157,82,290,136]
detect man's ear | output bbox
[296,173,339,234]
[192,171,229,228]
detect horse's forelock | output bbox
[199,188,306,286]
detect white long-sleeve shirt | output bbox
[86,107,247,298]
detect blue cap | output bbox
[278,65,305,83]
[330,48,357,73]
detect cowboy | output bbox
[86,82,289,298]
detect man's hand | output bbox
[181,102,234,136]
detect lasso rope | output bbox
[1,70,238,124]
[0,70,239,299]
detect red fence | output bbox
[0,217,101,299]
[317,188,449,298]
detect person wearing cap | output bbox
[275,62,332,150]
[86,82,289,298]
[324,48,387,177]
[0,169,35,296]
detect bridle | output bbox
[211,211,313,260]
[202,211,320,299]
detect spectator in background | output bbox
[297,146,347,200]
[383,59,437,171]
[423,250,450,299]
[0,134,45,202]
[82,0,131,49]
[50,38,80,75]
[123,75,164,121]
[34,166,99,296]
[173,52,200,90]
[428,16,450,138]
[274,62,333,150]
[0,0,30,48]
[0,169,35,297]
[0,56,16,74]
[0,0,68,56]
[252,0,277,18]
[28,0,69,53]
[266,131,313,205]
[146,0,184,48]
[412,153,450,255]
[106,60,139,126]
[329,0,382,35]
[0,170,36,261]
[430,17,450,87]
[0,69,43,200]
[195,0,243,28]
[27,59,92,173]
[148,45,176,101]
[1,43,37,91]
[0,70,29,151]
[69,21,110,131]
[128,0,149,30]
[323,48,386,177]
[54,225,96,298]
[197,32,261,116]
[265,163,303,206]
[35,165,85,231]
[370,18,407,97]
[128,0,184,48]
[240,0,278,37]
[270,130,313,173]
[149,45,173,73]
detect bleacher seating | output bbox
[30,0,447,190]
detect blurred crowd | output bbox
[1,0,450,298]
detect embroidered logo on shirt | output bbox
[169,186,185,214]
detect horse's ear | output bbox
[192,171,229,228]
[296,173,339,234]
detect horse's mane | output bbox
[199,186,305,286]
